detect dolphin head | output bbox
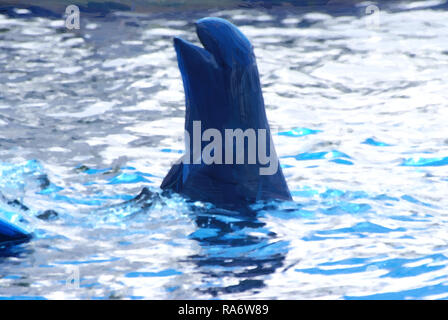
[195,17,254,68]
[173,17,266,133]
[162,17,291,207]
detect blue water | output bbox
[0,1,448,299]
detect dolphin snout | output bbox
[195,17,254,68]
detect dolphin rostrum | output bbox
[161,17,291,207]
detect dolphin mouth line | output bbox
[174,17,255,70]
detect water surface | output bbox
[0,1,447,299]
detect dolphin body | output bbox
[161,17,291,207]
[0,218,30,245]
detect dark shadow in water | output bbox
[0,242,31,261]
[187,204,288,297]
[116,187,288,296]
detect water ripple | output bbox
[0,3,448,299]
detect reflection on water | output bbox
[189,205,288,297]
[0,1,448,299]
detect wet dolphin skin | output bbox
[161,18,292,207]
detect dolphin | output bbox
[0,218,30,245]
[0,192,31,245]
[161,17,291,207]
